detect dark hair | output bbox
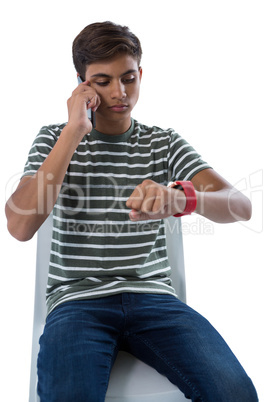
[72,21,142,80]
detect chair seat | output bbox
[30,215,188,401]
[105,351,187,402]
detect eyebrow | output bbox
[90,69,138,79]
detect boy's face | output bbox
[85,54,142,134]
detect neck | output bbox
[95,116,132,135]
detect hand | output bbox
[126,180,186,221]
[67,80,101,139]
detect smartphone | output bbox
[77,76,96,128]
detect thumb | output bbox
[129,209,150,221]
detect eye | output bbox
[122,76,136,84]
[95,81,110,87]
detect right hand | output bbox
[67,80,101,139]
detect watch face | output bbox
[168,181,183,191]
[174,184,183,191]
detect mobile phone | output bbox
[77,76,96,128]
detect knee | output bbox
[234,374,258,402]
[218,369,258,402]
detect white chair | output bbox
[29,214,188,402]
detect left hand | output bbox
[126,179,186,221]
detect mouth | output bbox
[108,104,129,112]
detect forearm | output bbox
[195,187,252,223]
[6,80,100,241]
[6,125,80,241]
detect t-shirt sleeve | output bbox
[22,125,62,178]
[168,130,211,181]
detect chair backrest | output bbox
[29,214,186,402]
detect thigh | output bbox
[37,298,123,402]
[125,294,258,402]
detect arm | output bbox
[192,168,252,223]
[126,168,251,223]
[5,81,100,241]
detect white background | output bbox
[1,0,267,400]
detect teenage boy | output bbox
[6,21,258,401]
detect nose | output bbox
[110,80,126,100]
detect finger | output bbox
[140,190,156,213]
[129,209,163,222]
[126,185,145,211]
[87,97,101,113]
[90,95,101,112]
[129,210,150,221]
[79,79,90,86]
[140,183,167,214]
[151,191,166,214]
[73,79,88,94]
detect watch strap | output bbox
[168,180,197,217]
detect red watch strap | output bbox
[169,181,197,217]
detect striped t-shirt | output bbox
[23,118,210,315]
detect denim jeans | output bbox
[37,293,258,402]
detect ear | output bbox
[77,72,85,81]
[139,66,143,81]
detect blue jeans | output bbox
[37,293,258,401]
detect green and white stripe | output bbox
[23,118,210,315]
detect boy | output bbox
[5,21,258,401]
